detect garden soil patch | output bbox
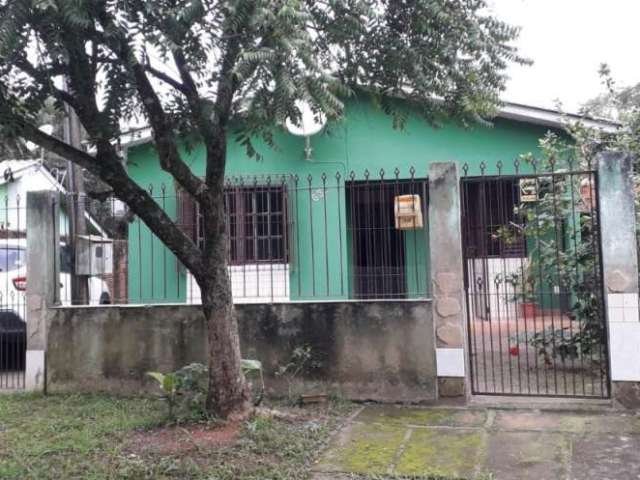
[127,421,240,456]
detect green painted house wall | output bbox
[125,96,554,303]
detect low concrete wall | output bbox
[47,301,436,402]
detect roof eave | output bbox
[498,102,621,133]
[119,100,623,150]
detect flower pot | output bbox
[520,302,537,318]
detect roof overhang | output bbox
[118,100,622,150]
[498,102,621,133]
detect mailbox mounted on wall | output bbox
[394,194,423,230]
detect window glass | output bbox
[0,248,25,272]
[211,186,288,265]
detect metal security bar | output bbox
[347,171,428,299]
[58,167,430,305]
[461,159,610,398]
[0,196,26,390]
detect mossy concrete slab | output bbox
[315,406,640,479]
[494,411,640,435]
[484,431,570,480]
[571,434,640,480]
[579,414,640,435]
[493,411,589,433]
[394,427,483,478]
[315,421,408,474]
[356,405,486,428]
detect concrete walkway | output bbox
[313,405,640,479]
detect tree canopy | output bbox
[574,65,640,162]
[1,1,526,161]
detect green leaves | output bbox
[148,361,264,418]
[241,359,263,375]
[0,0,524,158]
[147,371,181,418]
[147,371,177,394]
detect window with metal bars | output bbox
[462,178,526,258]
[177,185,288,265]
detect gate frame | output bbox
[460,164,612,399]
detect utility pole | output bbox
[62,80,89,304]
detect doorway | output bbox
[346,179,427,299]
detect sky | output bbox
[488,0,640,112]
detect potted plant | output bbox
[505,264,538,318]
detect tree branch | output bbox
[12,116,204,277]
[144,64,190,95]
[172,49,218,151]
[204,31,244,185]
[131,60,209,199]
[11,55,82,112]
[94,13,208,200]
[171,50,200,98]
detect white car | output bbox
[0,238,111,317]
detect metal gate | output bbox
[0,196,27,390]
[461,161,610,398]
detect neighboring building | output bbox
[0,160,112,307]
[0,160,67,233]
[122,95,617,305]
[0,159,106,237]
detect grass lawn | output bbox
[0,392,352,480]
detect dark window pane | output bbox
[270,238,282,258]
[270,215,283,235]
[256,215,269,236]
[199,185,288,265]
[256,238,270,260]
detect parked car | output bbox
[0,239,111,370]
[0,309,25,371]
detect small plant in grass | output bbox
[276,345,322,405]
[148,359,264,420]
[147,363,208,421]
[242,359,266,406]
[146,371,181,419]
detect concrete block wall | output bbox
[598,152,640,408]
[428,163,467,397]
[46,301,437,403]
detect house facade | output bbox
[124,96,570,306]
[13,96,639,406]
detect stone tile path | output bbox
[313,405,640,479]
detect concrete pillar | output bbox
[25,191,60,391]
[597,151,640,408]
[429,162,467,398]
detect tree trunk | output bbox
[200,276,250,418]
[198,177,250,419]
